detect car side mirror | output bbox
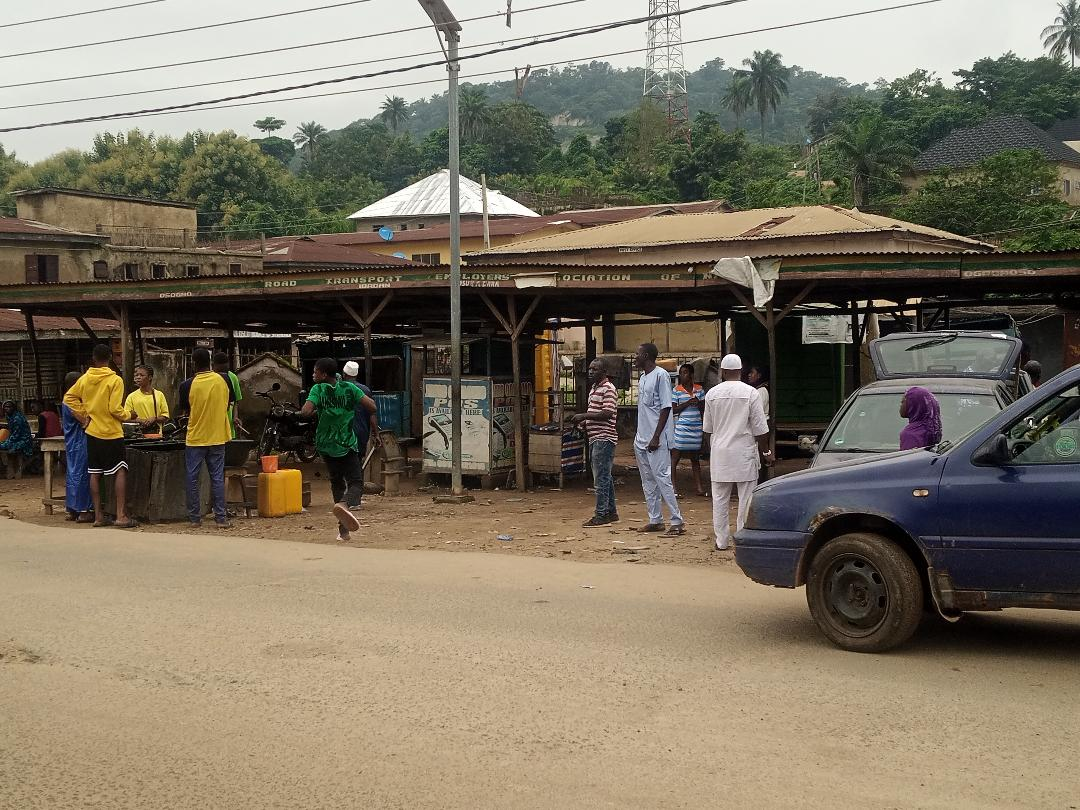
[972,433,1009,466]
[271,383,281,391]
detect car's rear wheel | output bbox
[806,533,923,653]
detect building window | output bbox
[151,264,167,279]
[417,223,426,230]
[400,223,409,231]
[229,263,242,275]
[123,263,140,281]
[411,253,441,265]
[93,260,109,280]
[185,265,200,277]
[23,254,59,284]
[1065,179,1072,197]
[371,225,381,233]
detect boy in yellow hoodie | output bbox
[63,344,137,529]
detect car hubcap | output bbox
[824,555,888,635]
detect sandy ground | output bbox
[2,522,1078,809]
[1,454,808,568]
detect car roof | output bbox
[853,377,1006,395]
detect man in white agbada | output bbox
[702,354,772,550]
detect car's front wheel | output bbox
[806,533,923,653]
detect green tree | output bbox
[253,136,296,165]
[293,121,327,162]
[830,114,911,209]
[1043,0,1080,67]
[721,74,752,131]
[897,149,1080,250]
[0,145,27,215]
[378,97,409,133]
[254,116,286,135]
[459,86,490,141]
[743,50,791,144]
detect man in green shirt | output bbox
[300,357,378,542]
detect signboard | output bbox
[802,315,851,345]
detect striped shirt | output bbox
[585,380,618,445]
[672,384,705,451]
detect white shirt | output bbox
[703,380,769,483]
[635,366,674,450]
[756,386,770,424]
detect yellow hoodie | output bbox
[63,366,130,440]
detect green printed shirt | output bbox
[306,381,363,458]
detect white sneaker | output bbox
[333,502,361,533]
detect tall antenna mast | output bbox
[643,0,690,146]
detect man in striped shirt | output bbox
[572,358,619,527]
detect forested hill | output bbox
[374,59,869,144]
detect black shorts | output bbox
[86,436,127,476]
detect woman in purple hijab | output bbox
[899,386,943,451]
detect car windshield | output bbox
[875,335,1014,377]
[823,392,1001,453]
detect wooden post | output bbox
[230,329,240,370]
[480,292,542,492]
[340,293,394,388]
[363,298,374,386]
[23,311,44,404]
[850,301,862,394]
[765,301,777,456]
[119,303,135,394]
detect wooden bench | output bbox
[38,436,66,515]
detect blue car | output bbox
[735,365,1080,652]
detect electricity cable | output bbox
[1,1,167,29]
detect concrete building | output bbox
[909,116,1080,201]
[12,187,198,242]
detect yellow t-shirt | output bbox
[124,389,170,422]
[179,372,234,447]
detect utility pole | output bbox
[420,0,469,500]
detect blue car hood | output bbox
[750,449,948,533]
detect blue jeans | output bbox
[590,440,617,518]
[186,445,226,524]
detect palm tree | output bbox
[292,121,327,161]
[459,86,490,141]
[1043,0,1080,67]
[831,114,912,210]
[721,74,752,131]
[379,96,409,133]
[254,116,286,135]
[742,50,791,145]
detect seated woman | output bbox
[0,400,35,479]
[899,387,943,451]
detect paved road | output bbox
[1,522,1077,809]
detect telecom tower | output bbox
[643,0,690,145]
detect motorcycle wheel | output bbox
[298,444,319,464]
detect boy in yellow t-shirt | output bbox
[124,365,170,435]
[177,348,235,528]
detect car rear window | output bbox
[875,335,1014,378]
[824,392,1002,453]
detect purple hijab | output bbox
[900,387,943,451]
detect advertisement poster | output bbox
[421,378,531,473]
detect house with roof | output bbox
[909,115,1080,201]
[347,169,540,235]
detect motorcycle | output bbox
[256,383,319,463]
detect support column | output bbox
[765,302,777,456]
[850,300,862,394]
[601,313,616,353]
[118,304,135,394]
[341,293,394,388]
[23,311,44,404]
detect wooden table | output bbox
[39,436,66,515]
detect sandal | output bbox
[665,525,687,537]
[92,519,113,528]
[113,519,139,530]
[636,523,665,533]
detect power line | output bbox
[0,0,588,91]
[0,17,619,113]
[0,0,763,132]
[0,1,373,62]
[117,1,947,125]
[0,1,167,29]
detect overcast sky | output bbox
[0,0,1066,161]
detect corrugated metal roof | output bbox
[0,216,104,239]
[555,200,733,224]
[348,170,539,220]
[258,237,417,267]
[0,309,116,333]
[469,206,993,257]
